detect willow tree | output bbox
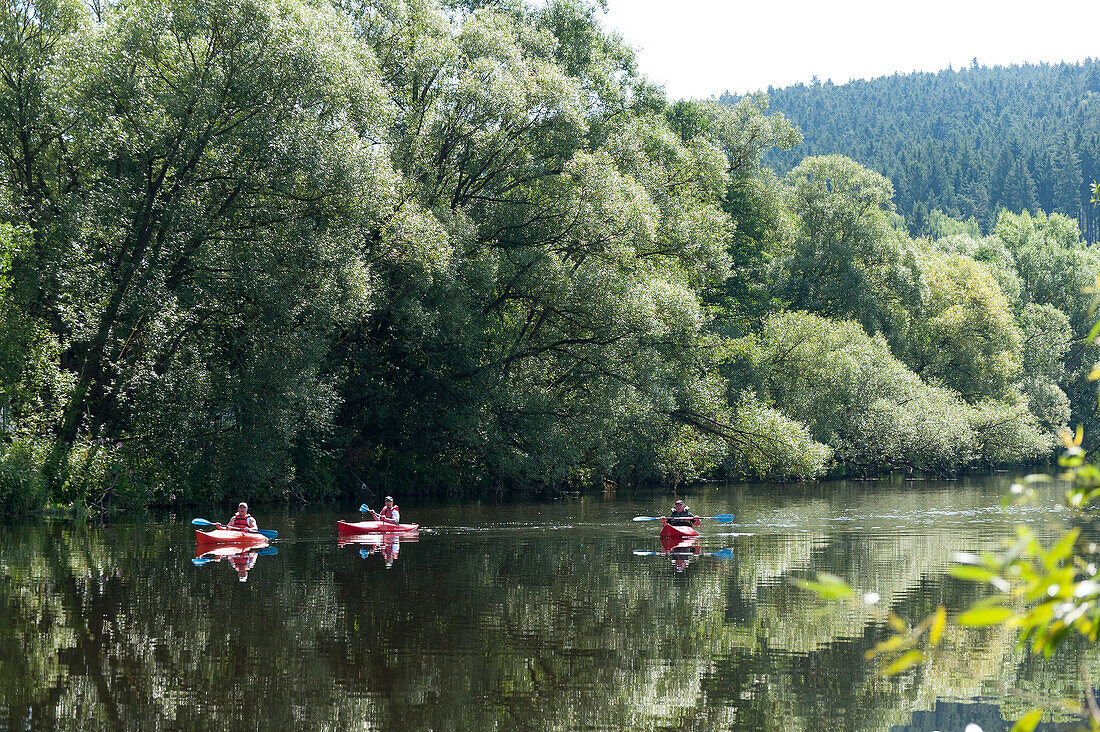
[775,155,922,351]
[906,245,1023,402]
[751,311,1050,475]
[333,0,823,491]
[992,211,1100,440]
[0,0,403,498]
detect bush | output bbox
[752,311,1052,475]
[0,439,46,514]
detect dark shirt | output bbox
[667,507,697,527]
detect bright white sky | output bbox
[600,1,1100,99]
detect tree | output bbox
[1051,131,1083,218]
[906,245,1022,402]
[0,0,401,498]
[333,0,792,491]
[749,311,1049,475]
[774,155,921,350]
[1001,158,1040,213]
[695,95,801,336]
[1016,303,1072,429]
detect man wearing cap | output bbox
[666,499,700,528]
[374,496,401,524]
[225,502,259,532]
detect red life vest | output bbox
[228,514,254,530]
[379,505,399,521]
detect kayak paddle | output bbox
[632,514,736,523]
[190,517,278,539]
[632,547,736,559]
[359,504,399,524]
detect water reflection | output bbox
[192,544,279,582]
[664,536,700,573]
[338,534,418,569]
[0,475,1094,730]
[892,698,1080,731]
[633,537,735,573]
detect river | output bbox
[0,473,1093,730]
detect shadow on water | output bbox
[0,473,1095,730]
[892,698,1082,731]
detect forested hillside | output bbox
[0,0,1094,513]
[718,61,1100,240]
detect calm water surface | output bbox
[1,474,1095,730]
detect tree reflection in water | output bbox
[891,698,1079,731]
[0,477,1095,730]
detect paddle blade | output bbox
[191,518,216,528]
[254,528,278,539]
[705,514,736,523]
[632,516,662,522]
[710,547,736,560]
[358,504,371,513]
[192,556,216,566]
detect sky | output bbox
[599,1,1100,100]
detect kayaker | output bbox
[225,502,258,532]
[373,496,400,524]
[667,499,700,528]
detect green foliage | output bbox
[735,61,1100,241]
[994,210,1100,331]
[664,100,712,143]
[717,391,831,480]
[0,438,46,515]
[775,155,922,350]
[0,0,402,506]
[927,209,982,239]
[751,311,1051,474]
[1016,303,1073,429]
[0,0,1088,510]
[907,244,1022,401]
[331,1,810,492]
[992,210,1100,439]
[699,95,800,335]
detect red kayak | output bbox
[660,535,701,554]
[195,529,269,546]
[195,542,269,560]
[659,519,700,540]
[336,519,419,535]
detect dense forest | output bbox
[719,60,1100,240]
[0,0,1096,513]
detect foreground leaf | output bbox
[929,606,947,645]
[957,606,1013,626]
[883,650,923,675]
[1010,708,1042,732]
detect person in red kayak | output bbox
[373,496,400,524]
[225,502,258,532]
[667,499,700,528]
